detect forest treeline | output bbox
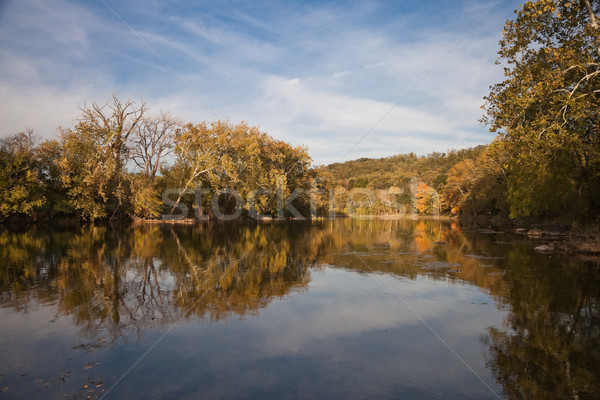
[0,99,504,221]
[326,0,600,221]
[1,0,599,223]
[320,145,507,217]
[0,96,314,222]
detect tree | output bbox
[131,111,179,182]
[59,95,147,221]
[165,122,220,216]
[483,0,600,217]
[58,125,114,221]
[415,182,440,215]
[444,159,479,215]
[80,94,146,172]
[0,96,317,221]
[36,138,71,216]
[129,174,163,219]
[443,149,507,216]
[164,120,312,218]
[129,111,180,219]
[0,130,45,218]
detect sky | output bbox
[0,0,522,165]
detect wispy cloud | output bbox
[0,0,520,164]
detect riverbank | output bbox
[524,230,600,259]
[458,215,600,258]
[554,235,600,258]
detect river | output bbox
[0,219,598,399]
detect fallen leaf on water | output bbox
[1,385,14,393]
[83,362,99,370]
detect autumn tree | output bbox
[307,168,335,216]
[444,159,476,216]
[257,136,311,217]
[0,130,45,218]
[443,149,507,216]
[483,0,600,217]
[131,111,179,182]
[415,182,440,216]
[129,112,180,219]
[164,120,312,219]
[163,122,220,216]
[58,125,114,221]
[59,95,146,221]
[81,94,146,173]
[36,138,71,216]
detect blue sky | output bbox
[0,0,521,165]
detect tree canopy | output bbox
[483,0,600,218]
[0,95,313,222]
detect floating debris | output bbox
[60,371,72,381]
[71,343,102,354]
[83,362,99,371]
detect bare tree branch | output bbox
[131,111,180,181]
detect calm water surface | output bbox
[0,219,598,399]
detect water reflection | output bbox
[1,223,319,339]
[2,219,511,332]
[0,219,599,399]
[483,248,600,399]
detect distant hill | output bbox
[323,146,486,191]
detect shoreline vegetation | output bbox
[1,3,599,252]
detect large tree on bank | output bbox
[483,0,600,218]
[59,95,147,221]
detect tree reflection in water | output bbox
[0,223,318,340]
[483,247,600,399]
[0,219,598,398]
